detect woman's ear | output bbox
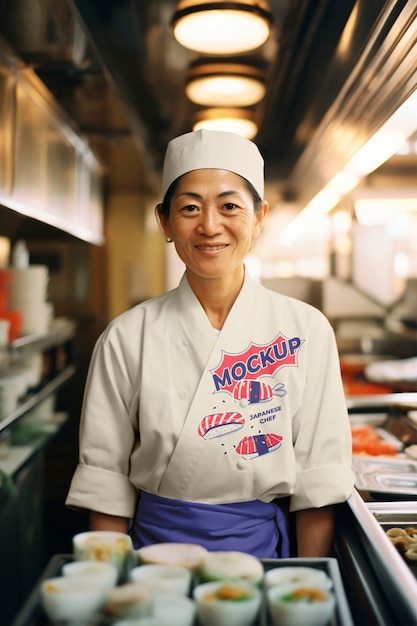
[155,204,172,240]
[252,201,268,239]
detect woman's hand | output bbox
[89,511,130,534]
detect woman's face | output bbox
[159,169,268,283]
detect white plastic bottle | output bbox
[11,240,29,269]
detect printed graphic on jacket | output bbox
[236,433,283,460]
[198,412,245,440]
[197,333,304,461]
[197,412,282,459]
[210,333,302,394]
[232,379,287,405]
[197,410,283,461]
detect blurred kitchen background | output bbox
[0,1,416,623]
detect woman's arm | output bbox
[295,505,335,557]
[89,511,130,534]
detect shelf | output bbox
[0,318,76,434]
[0,365,75,434]
[9,318,76,359]
[0,413,69,477]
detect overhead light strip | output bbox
[280,89,417,245]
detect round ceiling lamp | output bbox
[186,61,266,107]
[193,108,258,139]
[172,1,273,55]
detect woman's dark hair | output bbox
[159,174,263,216]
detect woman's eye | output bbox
[182,204,199,213]
[224,203,238,211]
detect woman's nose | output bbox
[197,207,221,234]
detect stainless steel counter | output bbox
[346,392,417,411]
[334,490,417,625]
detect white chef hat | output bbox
[161,129,264,200]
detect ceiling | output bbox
[1,0,415,204]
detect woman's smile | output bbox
[195,243,229,252]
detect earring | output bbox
[166,237,173,243]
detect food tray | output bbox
[353,457,417,497]
[366,501,417,580]
[11,554,353,626]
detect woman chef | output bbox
[66,129,355,558]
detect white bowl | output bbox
[40,576,106,622]
[152,592,196,626]
[267,582,336,626]
[73,531,134,581]
[199,550,264,585]
[62,559,118,590]
[136,542,207,571]
[193,580,262,626]
[130,564,192,595]
[104,582,153,619]
[265,566,332,590]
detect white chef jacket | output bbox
[66,272,355,519]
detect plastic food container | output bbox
[267,582,336,626]
[72,531,134,582]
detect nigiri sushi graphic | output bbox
[235,433,282,460]
[198,412,245,440]
[233,380,287,405]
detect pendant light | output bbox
[172,1,273,55]
[186,60,266,107]
[193,107,258,139]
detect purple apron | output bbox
[130,492,290,558]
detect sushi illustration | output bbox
[232,380,287,404]
[198,412,245,440]
[235,433,282,459]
